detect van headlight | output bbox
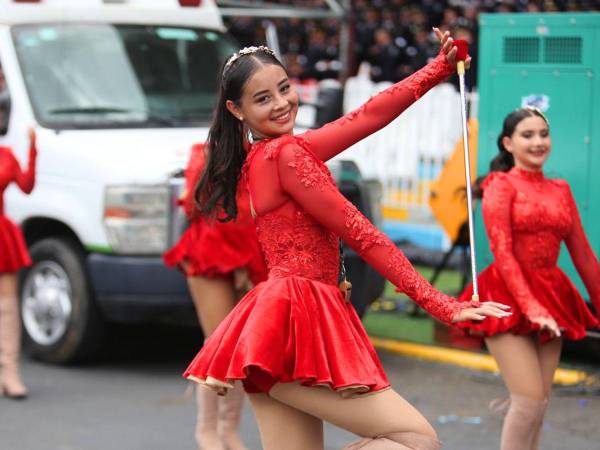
[103,185,169,254]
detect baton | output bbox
[453,39,479,302]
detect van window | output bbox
[0,59,10,135]
[12,24,237,129]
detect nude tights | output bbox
[248,382,441,450]
[486,334,561,450]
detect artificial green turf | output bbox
[363,265,463,344]
[362,312,435,344]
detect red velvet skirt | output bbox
[0,215,31,273]
[163,219,267,286]
[457,264,599,343]
[183,276,390,396]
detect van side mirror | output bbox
[0,90,10,135]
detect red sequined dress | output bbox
[458,167,600,342]
[163,143,267,285]
[184,54,473,396]
[0,144,36,272]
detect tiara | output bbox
[223,46,276,73]
[522,105,549,124]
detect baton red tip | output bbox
[453,39,469,61]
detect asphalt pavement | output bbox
[1,326,598,450]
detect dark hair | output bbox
[194,49,285,221]
[473,107,549,198]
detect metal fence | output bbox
[339,63,478,222]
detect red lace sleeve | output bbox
[561,182,600,319]
[13,142,36,194]
[183,144,206,219]
[301,53,455,162]
[277,139,470,324]
[482,173,551,319]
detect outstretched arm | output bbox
[303,29,460,162]
[563,184,600,320]
[277,141,508,324]
[13,129,37,194]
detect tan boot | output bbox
[500,394,547,450]
[219,382,251,450]
[196,385,225,450]
[341,431,442,450]
[0,296,28,399]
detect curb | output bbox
[370,336,589,386]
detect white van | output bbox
[1,0,384,363]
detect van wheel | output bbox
[20,237,105,364]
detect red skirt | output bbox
[457,264,599,343]
[183,276,390,397]
[0,215,31,273]
[163,219,267,286]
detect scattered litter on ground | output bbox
[437,415,482,425]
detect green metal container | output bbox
[476,12,600,299]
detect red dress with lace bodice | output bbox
[184,54,474,396]
[0,145,36,272]
[458,167,600,342]
[163,144,267,285]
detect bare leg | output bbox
[486,334,546,450]
[248,392,324,450]
[187,275,250,450]
[530,338,562,450]
[268,383,441,449]
[0,273,28,399]
[187,275,237,336]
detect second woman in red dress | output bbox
[164,143,266,450]
[457,107,600,450]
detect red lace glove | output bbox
[302,52,455,162]
[277,138,470,324]
[560,181,600,322]
[13,138,37,194]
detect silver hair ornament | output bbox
[223,46,276,74]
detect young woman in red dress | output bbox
[0,129,37,399]
[164,142,267,450]
[184,29,508,450]
[457,107,600,450]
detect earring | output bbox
[239,116,244,121]
[246,128,254,144]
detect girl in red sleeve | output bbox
[184,30,507,450]
[164,143,266,450]
[457,108,600,450]
[0,129,37,399]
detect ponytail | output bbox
[195,86,246,221]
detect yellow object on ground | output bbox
[382,206,409,221]
[370,336,589,386]
[429,119,479,243]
